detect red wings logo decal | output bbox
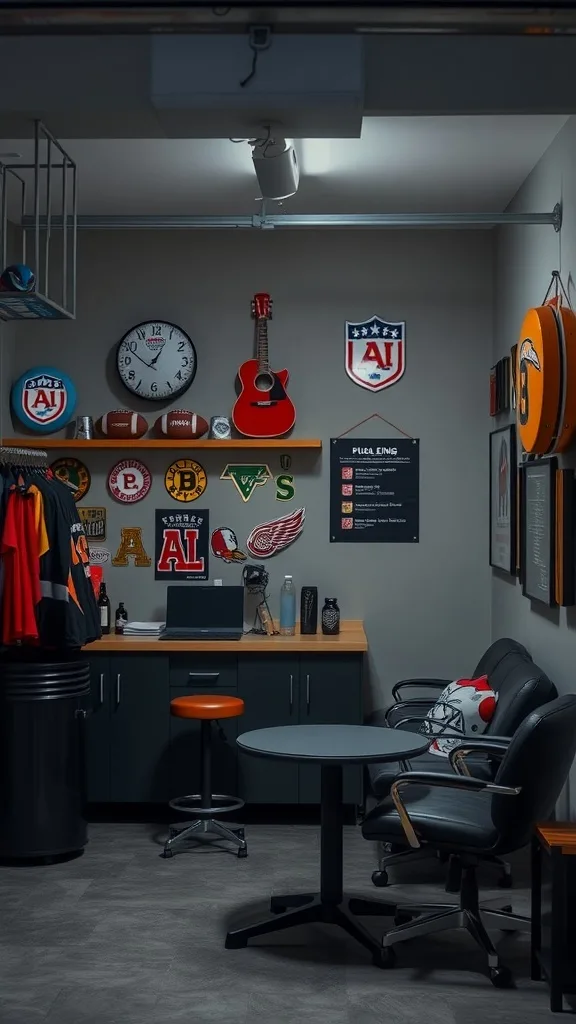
[246,507,306,558]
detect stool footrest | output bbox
[168,793,244,817]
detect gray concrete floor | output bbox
[0,823,558,1023]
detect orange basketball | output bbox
[516,305,561,454]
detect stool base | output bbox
[163,819,247,858]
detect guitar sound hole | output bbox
[255,372,274,392]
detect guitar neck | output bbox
[257,318,270,372]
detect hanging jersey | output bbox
[28,484,50,558]
[1,489,40,644]
[33,476,101,647]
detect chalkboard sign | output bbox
[330,437,419,543]
[521,459,556,606]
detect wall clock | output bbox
[116,321,197,402]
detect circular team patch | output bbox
[11,366,77,434]
[164,458,207,502]
[108,459,152,504]
[51,457,91,502]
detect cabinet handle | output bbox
[116,673,121,705]
[99,674,104,706]
[289,674,294,711]
[188,672,220,681]
[306,674,311,712]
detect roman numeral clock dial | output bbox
[116,321,197,402]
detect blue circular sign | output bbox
[11,366,77,434]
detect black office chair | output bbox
[350,694,576,988]
[367,648,556,889]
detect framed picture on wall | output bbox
[520,458,557,607]
[554,468,576,607]
[489,424,517,574]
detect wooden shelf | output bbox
[1,438,322,450]
[86,621,367,654]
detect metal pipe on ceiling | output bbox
[24,206,563,231]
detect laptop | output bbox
[160,585,244,641]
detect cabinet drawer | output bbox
[169,654,237,690]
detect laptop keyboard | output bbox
[161,630,242,641]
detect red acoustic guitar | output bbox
[232,292,296,438]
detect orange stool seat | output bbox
[170,694,245,721]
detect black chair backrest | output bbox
[473,638,531,679]
[492,694,576,849]
[487,655,557,736]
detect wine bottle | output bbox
[98,583,111,635]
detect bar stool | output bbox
[163,694,247,859]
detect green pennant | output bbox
[220,464,272,501]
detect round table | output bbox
[225,724,430,966]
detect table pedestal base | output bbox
[224,763,396,966]
[225,892,394,966]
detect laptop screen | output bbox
[166,586,244,630]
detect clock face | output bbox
[117,321,197,402]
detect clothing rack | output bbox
[0,445,48,468]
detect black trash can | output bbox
[0,657,90,859]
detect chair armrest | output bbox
[392,678,451,702]
[383,699,436,727]
[390,771,521,849]
[366,702,433,728]
[393,715,462,735]
[448,737,511,775]
[392,715,430,731]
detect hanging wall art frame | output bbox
[489,424,517,575]
[520,457,556,607]
[554,468,576,607]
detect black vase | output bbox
[300,587,318,635]
[321,598,340,635]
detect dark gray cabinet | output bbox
[83,650,363,807]
[237,658,299,804]
[237,655,363,806]
[298,656,363,805]
[83,658,111,803]
[83,655,170,803]
[110,657,170,802]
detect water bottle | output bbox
[279,575,296,636]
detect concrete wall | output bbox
[9,228,492,707]
[493,115,576,813]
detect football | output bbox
[97,410,148,439]
[155,410,209,439]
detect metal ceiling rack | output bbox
[0,445,48,468]
[24,203,563,232]
[0,120,77,322]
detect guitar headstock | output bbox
[252,293,273,321]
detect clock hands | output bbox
[130,349,157,371]
[148,349,163,367]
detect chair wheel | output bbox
[372,946,396,969]
[490,965,513,988]
[371,869,389,887]
[497,874,512,889]
[237,847,248,858]
[161,849,174,859]
[394,911,413,927]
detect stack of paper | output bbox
[122,621,166,636]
